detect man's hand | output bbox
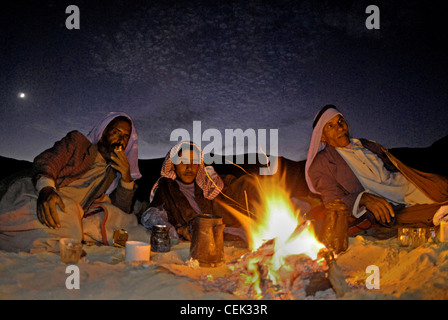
[110,148,132,182]
[176,225,192,241]
[360,193,395,224]
[37,186,66,229]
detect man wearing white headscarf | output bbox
[306,105,448,234]
[0,112,147,252]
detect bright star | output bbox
[18,92,26,99]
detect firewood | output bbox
[198,240,348,299]
[305,271,332,296]
[327,260,348,298]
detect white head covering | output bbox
[149,141,224,202]
[305,105,342,194]
[86,111,142,194]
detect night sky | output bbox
[1,0,447,162]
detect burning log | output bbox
[305,272,332,296]
[200,239,348,299]
[318,248,349,298]
[197,172,349,299]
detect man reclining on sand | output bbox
[305,105,448,235]
[0,112,148,252]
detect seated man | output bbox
[0,112,148,252]
[141,141,254,242]
[305,105,448,234]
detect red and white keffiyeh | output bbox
[149,141,224,202]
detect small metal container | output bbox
[112,229,128,248]
[440,222,448,242]
[151,225,171,252]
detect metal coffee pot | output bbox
[190,214,225,267]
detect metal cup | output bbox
[398,227,427,248]
[151,225,171,252]
[440,222,448,242]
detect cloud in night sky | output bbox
[0,0,447,161]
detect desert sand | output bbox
[1,232,448,301]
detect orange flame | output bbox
[212,157,327,299]
[221,171,325,270]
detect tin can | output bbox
[112,229,128,248]
[151,225,171,252]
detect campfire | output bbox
[200,174,348,299]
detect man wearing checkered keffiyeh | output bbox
[141,141,252,242]
[149,141,224,203]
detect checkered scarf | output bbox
[149,141,224,202]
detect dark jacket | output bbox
[148,175,251,228]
